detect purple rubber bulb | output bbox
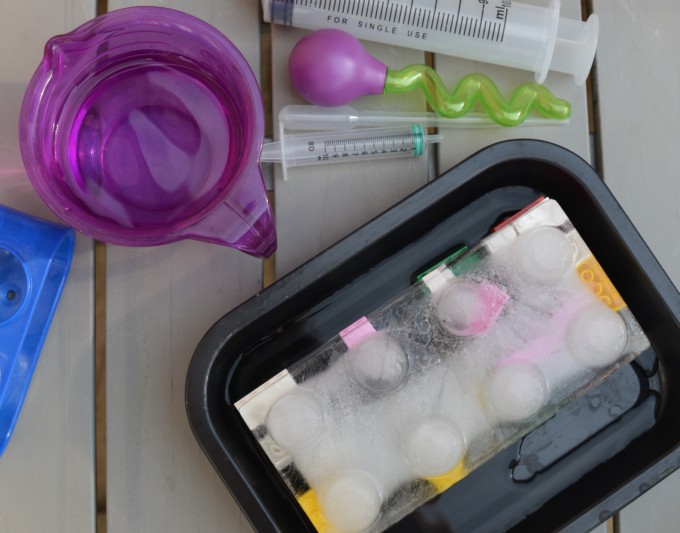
[289,29,387,106]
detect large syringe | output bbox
[263,0,598,84]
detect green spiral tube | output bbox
[384,66,571,127]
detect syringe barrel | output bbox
[280,126,429,169]
[262,0,597,84]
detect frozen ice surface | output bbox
[437,280,487,335]
[345,333,409,393]
[567,303,629,367]
[286,340,475,497]
[512,226,576,283]
[238,198,652,533]
[318,470,383,533]
[403,416,466,476]
[436,279,508,336]
[266,389,327,452]
[485,362,549,422]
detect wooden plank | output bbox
[597,522,610,533]
[618,476,680,533]
[104,1,261,532]
[0,1,97,532]
[592,1,680,531]
[105,244,258,533]
[271,27,430,277]
[592,0,680,284]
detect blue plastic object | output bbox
[0,205,75,457]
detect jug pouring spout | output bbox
[182,166,277,258]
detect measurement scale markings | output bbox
[477,2,484,38]
[453,0,463,33]
[429,1,437,29]
[294,0,509,42]
[388,2,395,22]
[300,0,455,24]
[322,133,415,157]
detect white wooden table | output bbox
[0,0,677,532]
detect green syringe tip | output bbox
[384,67,571,127]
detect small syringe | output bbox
[261,124,442,179]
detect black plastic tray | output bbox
[186,140,680,533]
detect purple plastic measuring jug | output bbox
[19,7,276,257]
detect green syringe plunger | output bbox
[289,29,571,127]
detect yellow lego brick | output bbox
[426,461,469,493]
[576,257,626,311]
[297,489,332,533]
